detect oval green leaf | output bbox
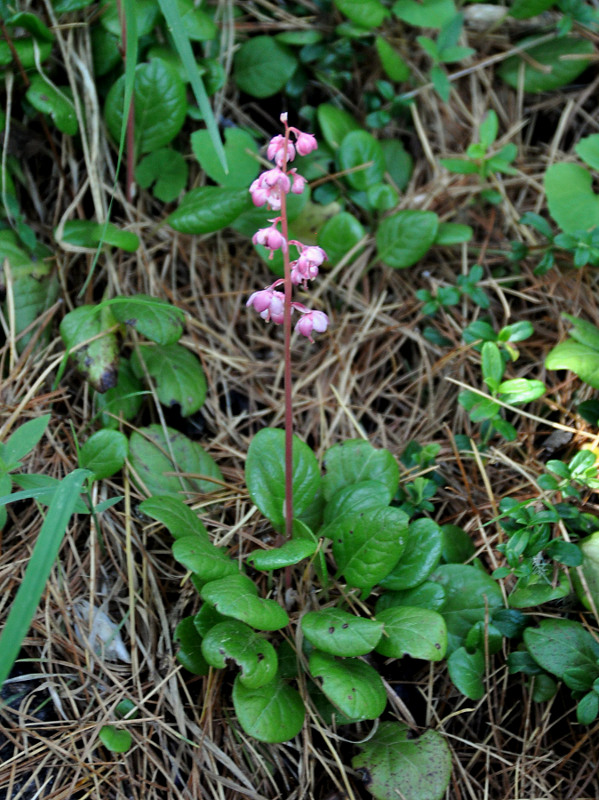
[60,305,119,393]
[498,36,593,93]
[232,675,305,742]
[338,131,386,191]
[167,186,251,234]
[301,609,384,656]
[174,616,209,674]
[322,440,399,501]
[79,429,128,481]
[131,343,206,417]
[99,725,132,754]
[172,535,239,582]
[234,37,298,98]
[317,212,365,266]
[376,606,447,660]
[447,646,485,699]
[139,495,210,541]
[376,209,439,268]
[380,518,443,590]
[200,574,289,631]
[108,295,184,346]
[201,620,277,688]
[545,163,599,235]
[317,103,362,150]
[246,538,317,570]
[309,650,387,721]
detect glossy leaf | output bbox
[99,726,132,754]
[447,646,485,699]
[333,506,409,596]
[131,343,206,417]
[79,429,128,481]
[322,440,399,501]
[435,222,473,245]
[375,606,447,660]
[172,0,216,40]
[246,539,317,570]
[353,721,452,800]
[167,186,250,234]
[524,619,599,684]
[309,650,387,721]
[246,428,322,531]
[139,495,210,541]
[100,0,159,36]
[317,212,365,265]
[2,415,51,467]
[333,0,390,28]
[108,295,184,346]
[105,59,187,153]
[172,535,238,582]
[498,36,593,93]
[58,220,140,252]
[232,676,305,742]
[322,480,392,539]
[128,425,222,497]
[201,620,277,688]
[317,103,362,150]
[375,581,446,613]
[338,131,386,191]
[301,609,383,656]
[546,340,599,390]
[201,574,289,631]
[376,36,410,81]
[26,75,78,135]
[379,518,443,590]
[60,305,119,393]
[509,0,555,18]
[234,37,297,98]
[174,616,209,674]
[376,210,439,268]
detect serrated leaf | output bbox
[174,616,209,674]
[234,37,297,98]
[60,305,119,393]
[79,429,128,481]
[353,721,452,800]
[376,210,439,268]
[105,59,187,153]
[379,518,443,590]
[447,646,485,699]
[172,535,238,582]
[309,651,386,721]
[167,186,250,234]
[301,609,383,656]
[128,424,222,498]
[333,506,409,596]
[131,343,206,416]
[201,574,289,631]
[498,36,593,93]
[135,148,188,202]
[26,75,78,135]
[232,675,305,742]
[375,606,447,660]
[201,620,277,688]
[338,131,386,191]
[322,440,399,501]
[139,495,209,541]
[246,539,317,570]
[108,295,184,346]
[245,428,322,531]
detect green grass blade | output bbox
[0,468,91,689]
[156,0,227,173]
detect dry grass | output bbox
[2,2,599,799]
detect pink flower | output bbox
[290,260,319,285]
[291,172,307,194]
[247,289,285,325]
[267,134,296,167]
[297,245,327,269]
[294,131,318,156]
[252,226,287,257]
[295,310,329,343]
[249,168,291,210]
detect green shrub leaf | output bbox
[201,620,277,688]
[60,305,119,393]
[234,37,297,98]
[246,539,317,570]
[167,186,250,234]
[375,606,447,660]
[108,295,184,346]
[338,131,386,191]
[131,344,206,417]
[174,616,209,674]
[545,163,599,234]
[172,535,239,583]
[447,646,485,699]
[301,609,384,656]
[135,148,188,202]
[79,429,128,480]
[376,210,439,268]
[201,574,289,630]
[309,651,386,721]
[322,440,399,501]
[192,127,259,188]
[232,676,305,742]
[498,36,593,93]
[26,75,78,135]
[524,619,599,684]
[138,495,210,541]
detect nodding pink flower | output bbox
[294,131,318,156]
[291,172,307,195]
[247,288,285,325]
[249,168,291,210]
[297,245,327,269]
[252,226,287,258]
[267,134,296,168]
[291,260,319,286]
[295,309,329,343]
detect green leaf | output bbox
[201,620,277,688]
[498,36,593,93]
[139,495,209,541]
[577,692,599,725]
[301,609,384,657]
[393,0,456,27]
[7,12,54,41]
[174,616,209,674]
[498,378,546,404]
[333,506,409,596]
[482,341,504,392]
[171,0,216,40]
[245,428,322,531]
[201,574,289,631]
[376,606,447,660]
[167,186,250,234]
[545,163,599,234]
[353,721,452,800]
[131,343,206,417]
[172,535,238,582]
[478,110,498,149]
[0,36,52,69]
[447,647,485,699]
[26,75,78,135]
[575,134,599,171]
[3,415,51,466]
[376,210,439,268]
[104,59,187,154]
[322,440,399,501]
[333,0,390,29]
[317,104,362,150]
[79,430,128,480]
[440,157,479,175]
[95,359,144,429]
[234,37,297,98]
[508,572,570,607]
[128,424,222,497]
[0,469,91,688]
[135,148,188,202]
[546,340,599,389]
[434,222,473,245]
[246,539,317,570]
[232,675,305,743]
[192,127,259,188]
[431,64,451,102]
[509,0,555,18]
[58,220,140,252]
[524,619,599,683]
[99,726,133,754]
[564,313,599,349]
[323,480,393,533]
[441,524,476,563]
[10,474,89,513]
[375,36,410,81]
[379,518,443,590]
[430,564,503,653]
[309,651,386,721]
[107,295,184,345]
[338,131,386,191]
[367,183,399,212]
[381,140,413,191]
[317,212,365,265]
[100,0,159,36]
[60,305,119,393]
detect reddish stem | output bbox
[279,121,294,541]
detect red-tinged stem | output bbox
[280,121,294,541]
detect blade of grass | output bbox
[156,0,227,173]
[0,468,91,689]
